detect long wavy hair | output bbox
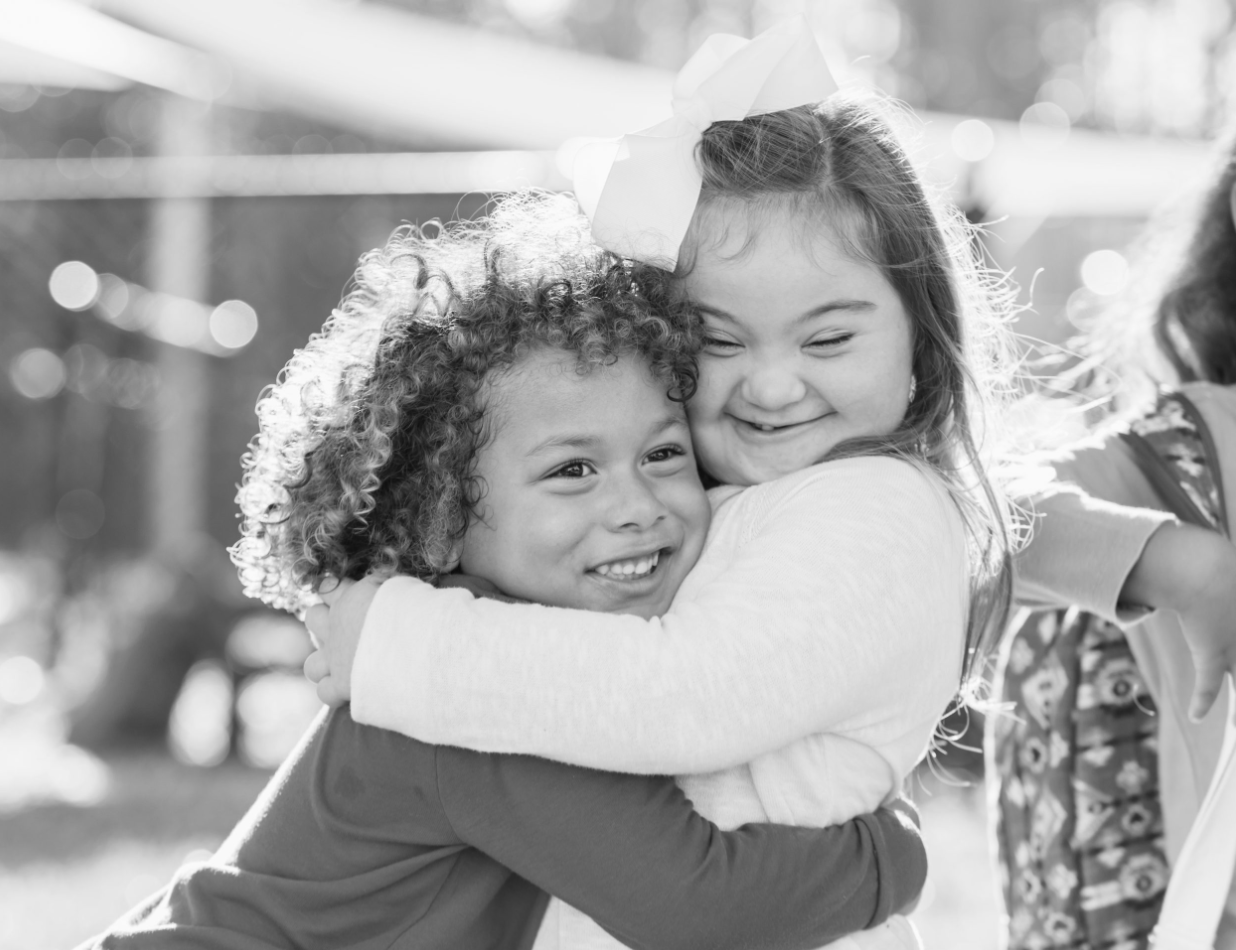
[1083,120,1236,397]
[232,193,700,615]
[681,95,1019,687]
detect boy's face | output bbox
[458,348,710,619]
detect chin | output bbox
[729,452,824,486]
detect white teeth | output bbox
[595,551,660,579]
[754,423,775,431]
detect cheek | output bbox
[685,401,727,474]
[691,359,737,420]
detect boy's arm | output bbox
[436,746,925,950]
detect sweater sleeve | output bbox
[351,457,967,774]
[435,746,926,950]
[1014,436,1174,621]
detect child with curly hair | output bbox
[303,19,1236,950]
[77,193,927,950]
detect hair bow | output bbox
[573,16,838,268]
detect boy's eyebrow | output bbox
[526,414,688,457]
[696,300,877,324]
[527,434,600,456]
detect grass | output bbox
[0,734,272,950]
[1,715,1003,950]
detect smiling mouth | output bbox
[590,549,667,581]
[733,415,827,433]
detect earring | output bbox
[907,375,917,403]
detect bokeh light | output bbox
[951,118,995,162]
[55,489,106,540]
[152,295,209,348]
[236,673,322,768]
[0,656,45,705]
[94,273,131,322]
[1065,286,1100,324]
[168,660,233,767]
[49,261,102,311]
[64,343,109,398]
[0,571,31,625]
[0,84,39,113]
[842,0,902,64]
[180,847,215,867]
[505,0,572,28]
[208,300,259,350]
[107,358,160,410]
[55,138,94,180]
[10,348,67,400]
[1080,249,1130,296]
[1037,77,1087,121]
[92,137,134,179]
[1019,101,1071,151]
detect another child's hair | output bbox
[684,95,1017,685]
[1088,121,1236,392]
[232,193,699,614]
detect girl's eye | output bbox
[645,445,687,464]
[807,333,854,350]
[703,336,742,352]
[548,460,596,479]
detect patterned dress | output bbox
[992,392,1226,950]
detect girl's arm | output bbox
[1014,478,1173,619]
[439,746,926,950]
[1015,434,1236,720]
[334,457,967,773]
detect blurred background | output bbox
[0,0,1231,947]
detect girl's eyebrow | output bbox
[696,300,876,325]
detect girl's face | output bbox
[681,207,915,486]
[459,348,710,619]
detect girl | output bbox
[995,121,1236,950]
[81,194,926,950]
[304,19,1236,950]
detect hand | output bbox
[1123,522,1236,721]
[882,796,923,915]
[302,575,383,707]
[884,796,921,830]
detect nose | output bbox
[606,470,669,531]
[740,355,808,410]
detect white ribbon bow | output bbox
[573,16,838,268]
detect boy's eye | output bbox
[645,445,687,464]
[548,460,596,479]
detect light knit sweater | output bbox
[350,455,1170,950]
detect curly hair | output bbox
[232,192,700,615]
[681,94,1020,687]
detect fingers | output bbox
[304,650,329,684]
[1189,663,1228,722]
[315,675,349,708]
[885,797,922,829]
[304,604,330,647]
[319,576,355,607]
